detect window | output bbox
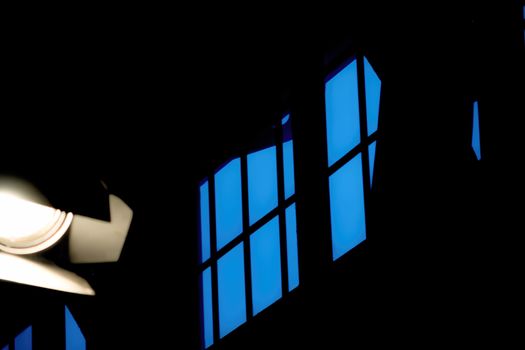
[198,115,299,348]
[65,306,86,350]
[325,56,381,260]
[14,326,31,350]
[472,101,481,160]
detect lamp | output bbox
[0,176,133,295]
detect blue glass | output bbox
[250,217,282,315]
[285,204,299,291]
[200,181,211,262]
[369,141,377,187]
[15,326,31,350]
[283,140,295,199]
[65,306,86,350]
[282,114,293,142]
[364,57,381,136]
[201,268,214,348]
[248,146,278,224]
[472,101,481,160]
[329,154,366,260]
[215,159,243,250]
[325,60,361,166]
[218,243,246,338]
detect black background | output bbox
[1,2,524,349]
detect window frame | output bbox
[198,115,298,348]
[323,53,381,261]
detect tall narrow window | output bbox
[65,306,86,350]
[325,56,382,260]
[198,115,299,348]
[14,326,31,350]
[472,101,481,160]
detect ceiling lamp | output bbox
[0,176,133,295]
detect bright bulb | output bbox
[0,193,59,245]
[0,192,73,254]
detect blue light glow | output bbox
[329,154,366,260]
[283,140,295,199]
[65,306,86,350]
[472,101,481,160]
[218,243,246,338]
[248,147,278,224]
[325,60,361,166]
[250,217,282,315]
[15,326,31,350]
[369,141,377,187]
[215,159,243,250]
[201,268,214,348]
[285,204,299,291]
[2,344,9,350]
[364,57,381,136]
[200,181,211,262]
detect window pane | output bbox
[15,326,31,350]
[248,147,278,224]
[364,57,381,136]
[215,159,243,250]
[283,140,295,199]
[285,204,299,291]
[369,141,377,187]
[201,268,214,348]
[325,60,361,166]
[329,154,366,260]
[250,217,282,315]
[218,243,246,338]
[65,306,86,350]
[472,101,481,160]
[199,181,211,262]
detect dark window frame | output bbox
[198,115,298,348]
[322,53,382,261]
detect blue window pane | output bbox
[65,306,86,350]
[250,217,282,315]
[218,243,246,338]
[364,57,381,136]
[325,60,361,166]
[215,159,243,250]
[201,268,214,348]
[15,326,31,350]
[472,101,481,160]
[285,204,299,291]
[283,140,295,199]
[282,114,293,142]
[200,181,211,262]
[248,146,278,224]
[329,154,366,260]
[369,141,377,187]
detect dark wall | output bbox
[1,2,524,349]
